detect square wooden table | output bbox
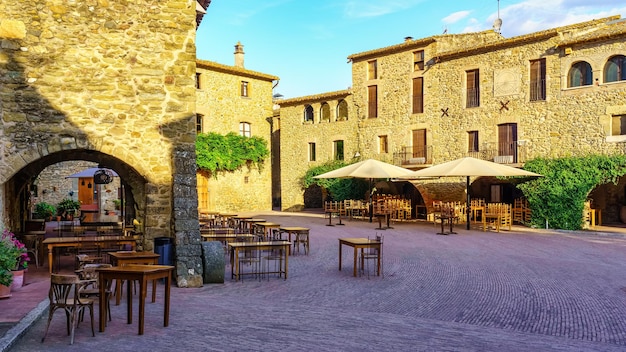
[253,222,281,240]
[228,241,290,281]
[108,251,160,305]
[338,238,381,277]
[97,264,174,335]
[279,227,310,255]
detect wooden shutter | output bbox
[412,77,423,114]
[498,123,517,157]
[466,70,479,107]
[412,129,426,157]
[368,86,377,118]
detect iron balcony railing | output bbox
[393,145,433,167]
[467,141,527,164]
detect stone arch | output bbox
[568,61,593,87]
[604,54,626,83]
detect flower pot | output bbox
[11,270,24,290]
[0,284,11,299]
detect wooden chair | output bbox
[22,234,40,268]
[75,264,113,325]
[293,229,310,255]
[42,274,95,345]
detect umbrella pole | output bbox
[369,178,373,223]
[466,176,471,230]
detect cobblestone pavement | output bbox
[9,212,626,351]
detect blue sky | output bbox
[196,0,626,99]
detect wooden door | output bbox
[498,123,517,161]
[78,177,95,206]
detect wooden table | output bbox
[97,264,174,335]
[42,236,138,273]
[228,241,290,281]
[241,218,266,234]
[253,222,281,240]
[201,233,255,243]
[338,238,381,277]
[108,251,160,305]
[436,214,457,235]
[279,227,310,255]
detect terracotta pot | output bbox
[0,284,11,299]
[11,270,24,290]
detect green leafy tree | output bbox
[518,155,626,230]
[302,161,369,201]
[196,132,269,176]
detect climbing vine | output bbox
[302,160,369,201]
[196,132,269,176]
[518,155,626,230]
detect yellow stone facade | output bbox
[195,58,277,212]
[278,16,626,221]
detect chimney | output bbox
[234,41,244,68]
[404,36,413,42]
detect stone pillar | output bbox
[172,145,203,288]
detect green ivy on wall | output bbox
[302,160,369,201]
[518,155,626,230]
[196,132,269,176]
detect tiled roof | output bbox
[558,17,626,47]
[196,59,279,81]
[435,16,621,61]
[196,0,211,28]
[277,89,352,106]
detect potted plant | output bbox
[0,229,29,296]
[33,202,56,221]
[57,198,81,220]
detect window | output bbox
[530,59,546,101]
[308,143,316,161]
[368,85,378,118]
[568,61,593,87]
[612,115,626,136]
[498,123,518,162]
[468,131,479,152]
[336,99,348,121]
[378,135,388,154]
[333,140,344,161]
[196,114,204,134]
[304,105,314,122]
[196,73,202,89]
[412,77,423,114]
[239,122,251,137]
[413,50,424,71]
[604,55,626,83]
[320,102,330,122]
[240,81,249,97]
[412,129,427,158]
[368,60,378,80]
[466,69,480,108]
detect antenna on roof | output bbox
[493,0,503,34]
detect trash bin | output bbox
[154,237,173,266]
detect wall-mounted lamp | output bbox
[68,190,74,197]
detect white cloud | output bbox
[442,10,472,25]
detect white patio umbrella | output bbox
[313,159,415,222]
[401,157,542,229]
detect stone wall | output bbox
[0,1,202,286]
[278,16,626,220]
[195,59,277,212]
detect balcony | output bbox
[467,141,527,164]
[393,146,433,168]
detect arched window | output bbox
[304,105,314,122]
[568,61,592,87]
[336,99,348,121]
[604,55,626,83]
[320,102,330,122]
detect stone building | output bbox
[0,1,210,287]
[195,43,278,213]
[278,16,626,223]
